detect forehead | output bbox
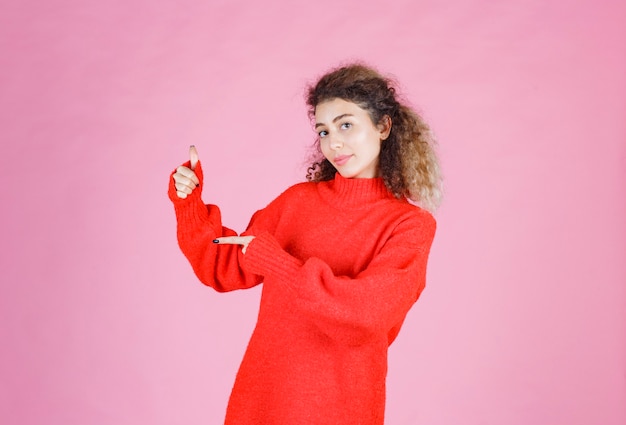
[314,98,370,122]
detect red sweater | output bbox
[168,161,436,425]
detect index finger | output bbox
[213,236,247,245]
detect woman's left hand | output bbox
[213,236,256,254]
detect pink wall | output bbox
[1,0,624,424]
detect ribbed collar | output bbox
[318,173,398,208]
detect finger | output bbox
[213,236,246,245]
[173,176,197,192]
[174,181,194,195]
[189,145,199,171]
[175,166,200,186]
[176,190,188,199]
[173,172,199,188]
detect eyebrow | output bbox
[314,113,354,129]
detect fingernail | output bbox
[212,239,219,244]
[190,144,195,147]
[196,183,199,187]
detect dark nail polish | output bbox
[212,239,219,243]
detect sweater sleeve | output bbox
[242,211,436,343]
[168,160,263,292]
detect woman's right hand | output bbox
[173,145,201,199]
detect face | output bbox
[314,98,391,179]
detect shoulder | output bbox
[281,180,319,196]
[246,181,320,231]
[409,203,436,228]
[380,200,437,245]
[267,180,319,205]
[382,197,436,226]
[250,181,318,221]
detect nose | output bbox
[328,133,343,150]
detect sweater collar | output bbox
[320,173,398,208]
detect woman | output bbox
[169,63,442,424]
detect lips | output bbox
[333,154,352,166]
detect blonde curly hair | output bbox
[305,63,442,212]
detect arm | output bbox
[242,212,436,343]
[168,160,262,292]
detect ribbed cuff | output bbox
[168,160,214,227]
[168,160,204,200]
[243,232,303,286]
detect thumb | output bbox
[189,145,199,171]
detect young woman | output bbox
[169,63,442,424]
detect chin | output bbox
[337,170,358,179]
[338,166,378,179]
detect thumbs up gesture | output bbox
[173,145,201,199]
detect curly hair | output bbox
[305,63,442,212]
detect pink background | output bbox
[1,0,625,424]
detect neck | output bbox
[319,173,397,208]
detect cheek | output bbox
[362,132,382,154]
[319,140,331,158]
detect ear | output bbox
[377,115,392,140]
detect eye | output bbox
[318,130,328,138]
[340,122,352,130]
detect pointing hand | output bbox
[213,236,256,254]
